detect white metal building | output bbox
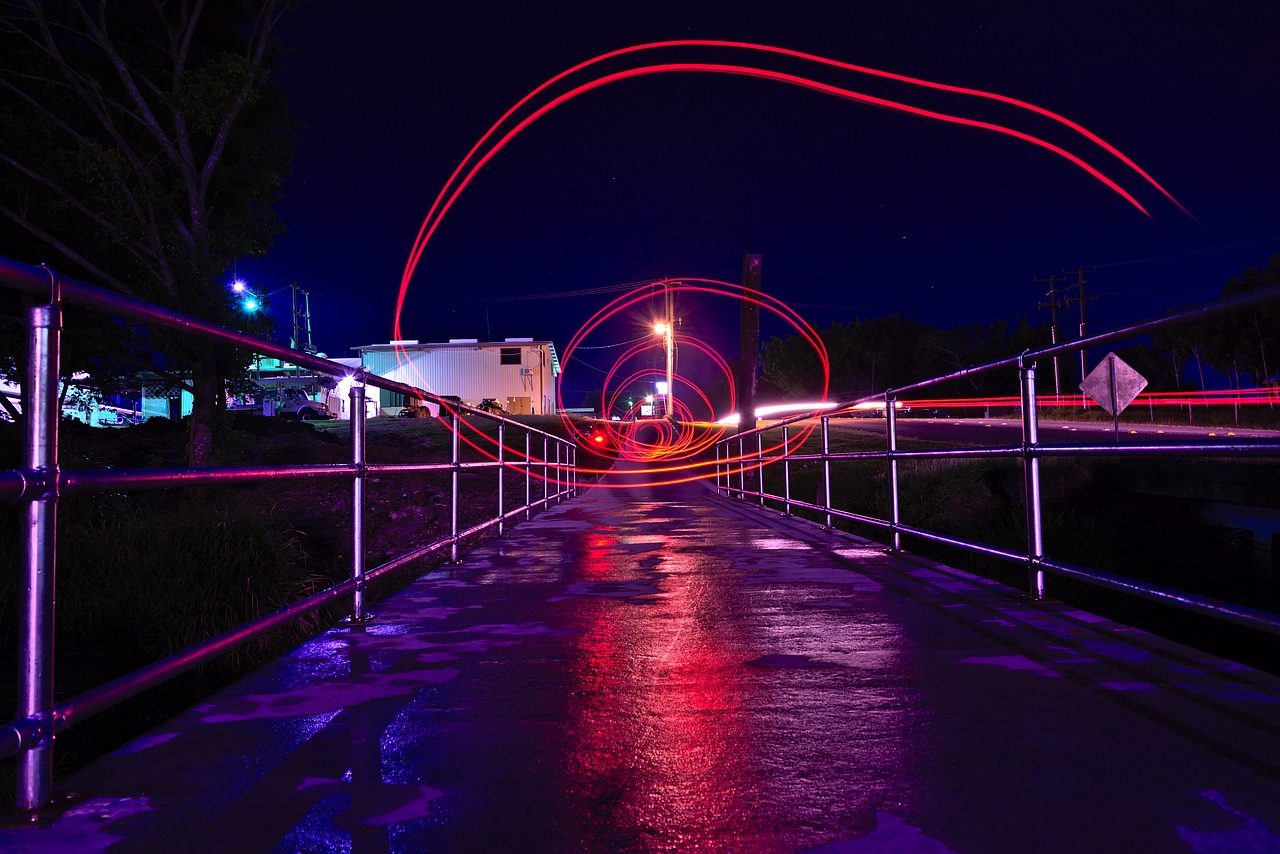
[358,338,560,416]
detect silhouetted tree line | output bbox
[1150,255,1280,402]
[758,255,1280,406]
[759,313,1047,402]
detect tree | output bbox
[1215,255,1280,390]
[761,331,826,399]
[0,0,296,463]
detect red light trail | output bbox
[387,41,1190,489]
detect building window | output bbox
[381,388,405,408]
[499,347,522,365]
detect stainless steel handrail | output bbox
[716,285,1280,640]
[0,256,580,809]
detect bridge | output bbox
[4,466,1280,851]
[5,256,1280,851]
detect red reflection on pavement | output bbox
[560,527,769,848]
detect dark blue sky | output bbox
[241,1,1279,401]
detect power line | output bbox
[1039,233,1280,278]
[414,277,663,303]
[573,333,657,351]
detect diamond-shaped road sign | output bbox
[1080,352,1148,416]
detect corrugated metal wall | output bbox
[362,344,557,414]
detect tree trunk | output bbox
[187,344,219,466]
[1192,346,1209,409]
[1232,362,1240,425]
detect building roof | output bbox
[356,339,561,376]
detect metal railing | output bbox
[0,255,579,810]
[716,285,1280,640]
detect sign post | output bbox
[1080,352,1147,441]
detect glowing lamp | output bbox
[645,395,654,404]
[654,322,668,335]
[335,375,355,400]
[242,298,258,312]
[593,433,604,443]
[231,278,248,293]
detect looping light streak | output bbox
[549,277,831,486]
[389,41,1190,489]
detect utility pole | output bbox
[1064,267,1096,408]
[651,280,677,419]
[738,254,762,433]
[1036,274,1068,398]
[290,282,316,355]
[664,280,675,420]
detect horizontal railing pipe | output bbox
[893,522,1028,564]
[0,719,44,763]
[0,469,36,502]
[361,462,459,476]
[48,573,363,736]
[57,464,358,494]
[886,447,1025,461]
[1032,442,1280,458]
[714,281,1280,651]
[1039,557,1280,636]
[2,256,584,804]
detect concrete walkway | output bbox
[6,475,1280,852]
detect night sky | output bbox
[239,1,1280,404]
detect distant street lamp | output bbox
[654,310,674,418]
[229,277,261,313]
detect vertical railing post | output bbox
[542,435,549,508]
[714,441,721,494]
[737,436,745,499]
[497,421,505,536]
[757,432,765,507]
[782,425,792,516]
[1021,359,1045,599]
[525,429,532,520]
[885,395,902,553]
[450,408,460,563]
[350,372,367,620]
[17,298,61,811]
[554,440,562,503]
[821,415,832,529]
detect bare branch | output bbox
[75,0,194,180]
[0,203,137,296]
[6,4,173,237]
[171,0,204,80]
[0,150,168,282]
[198,0,280,199]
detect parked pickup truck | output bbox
[275,387,333,420]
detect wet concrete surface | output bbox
[6,469,1280,852]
